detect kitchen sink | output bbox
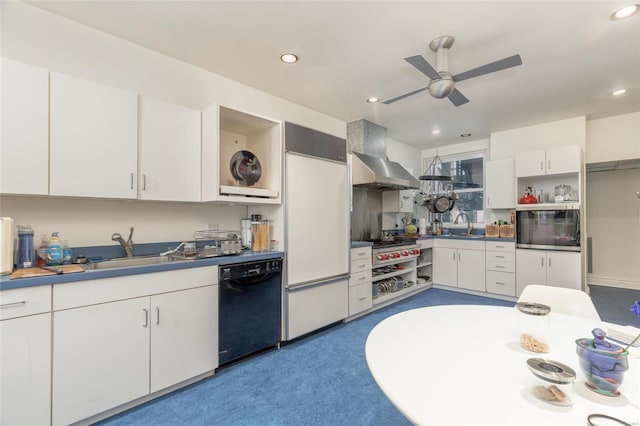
[438,234,485,239]
[86,255,174,270]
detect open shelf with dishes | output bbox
[372,256,418,305]
[202,104,282,204]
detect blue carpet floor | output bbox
[97,288,513,426]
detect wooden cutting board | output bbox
[10,264,85,279]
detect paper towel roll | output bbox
[418,218,427,234]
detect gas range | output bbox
[371,241,420,266]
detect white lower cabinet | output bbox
[433,240,486,292]
[150,286,217,393]
[485,241,516,297]
[0,286,52,426]
[516,249,581,296]
[52,267,218,425]
[348,246,372,316]
[53,297,150,425]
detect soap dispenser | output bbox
[47,232,63,266]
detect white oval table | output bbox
[365,305,640,425]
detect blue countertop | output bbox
[352,235,515,244]
[1,251,285,291]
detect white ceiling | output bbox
[28,1,640,149]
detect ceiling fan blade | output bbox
[404,55,441,80]
[452,54,522,82]
[382,87,428,104]
[448,88,469,107]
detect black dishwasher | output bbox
[218,258,282,366]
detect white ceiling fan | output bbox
[384,36,523,107]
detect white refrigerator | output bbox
[284,122,350,340]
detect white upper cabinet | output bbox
[516,146,581,177]
[50,72,138,199]
[485,158,515,209]
[202,104,282,204]
[0,58,49,195]
[139,96,201,201]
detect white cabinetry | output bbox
[485,241,516,296]
[433,239,486,292]
[516,145,581,177]
[202,104,282,204]
[0,58,49,195]
[52,267,218,425]
[485,159,515,209]
[0,285,52,426]
[50,72,138,199]
[348,246,372,316]
[382,190,415,213]
[515,249,581,296]
[138,96,201,201]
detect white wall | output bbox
[586,112,640,164]
[386,137,421,177]
[0,2,346,247]
[489,116,586,159]
[586,168,640,290]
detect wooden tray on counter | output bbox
[10,264,85,279]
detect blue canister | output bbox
[17,225,35,269]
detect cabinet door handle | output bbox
[358,276,366,281]
[541,257,544,267]
[0,301,26,308]
[143,174,147,191]
[540,161,544,171]
[495,282,505,285]
[156,307,160,325]
[452,253,456,261]
[548,258,552,268]
[358,264,366,268]
[130,173,134,190]
[142,308,149,327]
[495,255,505,258]
[496,265,505,269]
[357,296,366,301]
[495,245,505,248]
[548,160,551,170]
[357,251,366,256]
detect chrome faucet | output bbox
[454,212,474,235]
[112,226,134,257]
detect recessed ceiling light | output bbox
[610,3,639,20]
[280,53,299,63]
[611,88,627,96]
[432,130,441,135]
[366,97,380,103]
[460,133,471,138]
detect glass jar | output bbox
[251,220,271,252]
[517,302,551,353]
[526,358,575,406]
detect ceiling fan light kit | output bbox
[384,35,522,107]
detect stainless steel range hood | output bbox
[348,119,419,191]
[351,151,419,190]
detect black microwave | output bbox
[515,209,580,252]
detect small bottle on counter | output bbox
[46,232,63,266]
[36,234,48,267]
[63,240,72,264]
